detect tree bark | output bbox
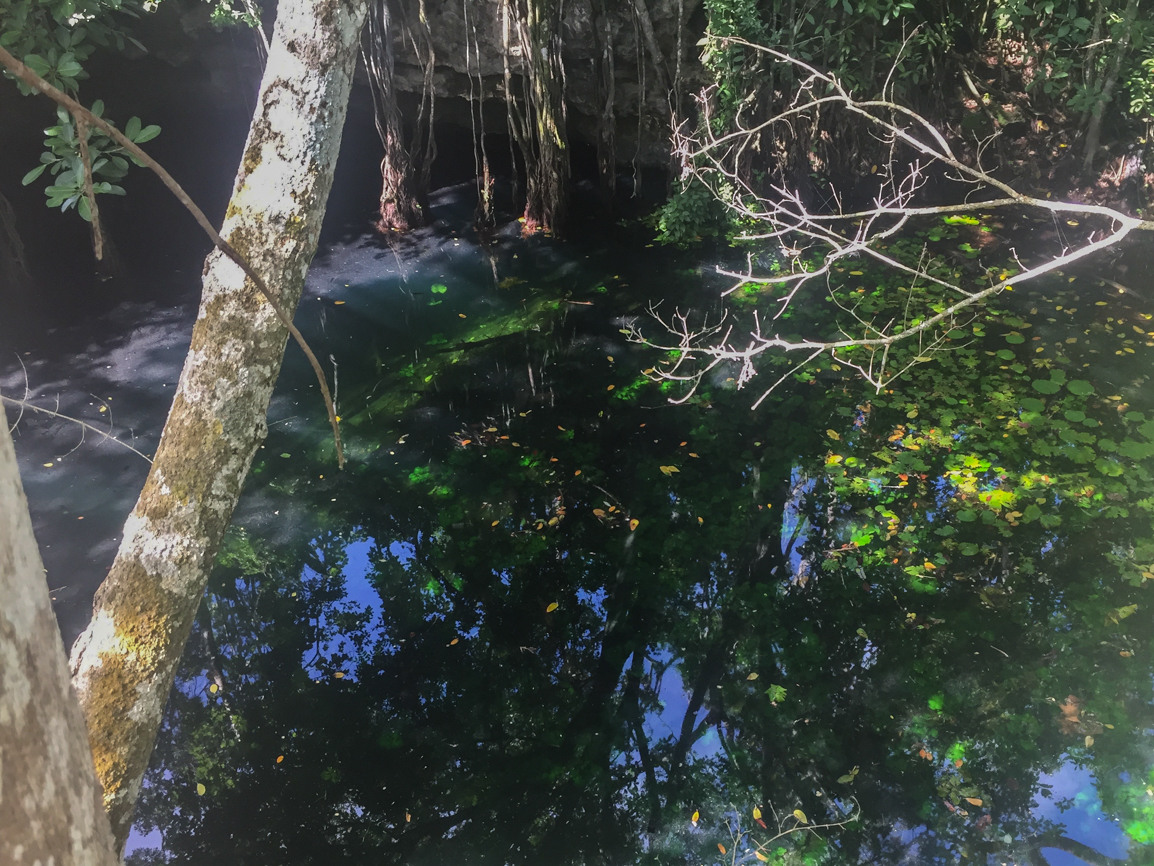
[67,0,368,850]
[0,404,118,866]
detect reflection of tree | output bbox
[131,274,1154,865]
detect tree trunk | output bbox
[0,404,118,866]
[1082,0,1140,176]
[67,0,368,850]
[366,0,423,232]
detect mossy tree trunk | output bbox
[0,405,118,866]
[66,0,368,850]
[365,0,424,231]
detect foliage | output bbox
[653,175,732,246]
[21,100,158,218]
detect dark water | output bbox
[5,184,1154,866]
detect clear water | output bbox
[6,185,1154,866]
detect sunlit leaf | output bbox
[793,809,808,824]
[718,844,727,854]
[691,810,699,825]
[746,672,759,680]
[546,602,559,613]
[629,519,639,531]
[964,797,983,806]
[196,783,206,796]
[752,806,762,820]
[659,465,680,476]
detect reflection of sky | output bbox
[641,649,721,761]
[1034,759,1130,864]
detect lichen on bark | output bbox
[66,0,370,850]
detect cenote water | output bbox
[6,184,1154,866]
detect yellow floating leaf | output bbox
[209,683,219,694]
[849,270,864,276]
[689,452,699,458]
[574,470,582,476]
[826,429,841,440]
[196,783,206,796]
[607,385,615,391]
[964,797,982,806]
[42,462,53,468]
[459,313,467,318]
[1120,650,1134,657]
[630,519,640,531]
[691,810,699,825]
[334,672,345,679]
[405,812,412,823]
[1066,220,1079,226]
[659,465,680,476]
[793,809,808,824]
[334,300,346,305]
[1085,735,1095,747]
[747,672,759,681]
[697,516,704,525]
[756,853,769,863]
[546,602,559,613]
[492,520,499,527]
[450,638,459,646]
[277,755,284,763]
[593,508,607,517]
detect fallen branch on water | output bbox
[0,45,345,468]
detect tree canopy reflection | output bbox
[130,236,1154,866]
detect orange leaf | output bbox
[964,797,983,806]
[593,508,607,518]
[449,638,459,646]
[718,844,727,855]
[276,755,284,764]
[629,519,640,531]
[460,439,472,446]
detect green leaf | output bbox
[1031,379,1061,394]
[1004,334,1025,344]
[1067,379,1094,396]
[764,684,787,702]
[958,542,980,556]
[124,116,141,140]
[133,124,161,144]
[430,283,448,294]
[77,195,91,221]
[21,164,47,185]
[957,510,977,522]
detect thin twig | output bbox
[0,45,344,468]
[0,393,153,462]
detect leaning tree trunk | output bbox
[66,0,368,850]
[365,0,423,231]
[0,405,118,866]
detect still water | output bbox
[8,185,1154,865]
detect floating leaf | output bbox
[593,508,607,518]
[752,806,762,820]
[964,797,983,806]
[718,844,727,855]
[1106,604,1138,624]
[826,429,841,440]
[209,683,218,694]
[765,684,787,702]
[334,672,345,679]
[430,283,448,294]
[280,453,291,458]
[629,519,640,531]
[546,602,559,613]
[276,755,284,763]
[755,853,769,862]
[856,628,868,639]
[1032,379,1061,394]
[691,810,699,825]
[1067,379,1095,396]
[746,672,759,681]
[196,783,206,796]
[449,638,459,646]
[659,465,680,476]
[1085,735,1094,747]
[793,809,808,824]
